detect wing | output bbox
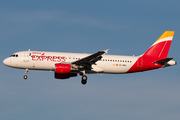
[72,49,109,69]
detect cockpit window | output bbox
[10,54,15,57]
[10,54,18,57]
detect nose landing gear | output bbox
[23,69,28,79]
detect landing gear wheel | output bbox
[23,75,28,79]
[82,75,87,80]
[81,79,87,85]
[81,75,87,85]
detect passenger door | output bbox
[24,52,29,62]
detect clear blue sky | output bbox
[0,0,180,120]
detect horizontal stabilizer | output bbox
[154,58,173,65]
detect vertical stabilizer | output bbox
[143,31,175,59]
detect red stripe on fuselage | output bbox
[127,57,163,73]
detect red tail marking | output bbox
[127,57,163,73]
[143,41,172,59]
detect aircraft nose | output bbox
[3,58,8,66]
[3,58,17,68]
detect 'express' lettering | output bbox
[32,55,66,62]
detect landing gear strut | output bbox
[80,70,87,85]
[23,69,28,80]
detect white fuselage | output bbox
[3,51,139,74]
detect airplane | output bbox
[3,31,177,85]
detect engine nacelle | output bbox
[55,63,71,74]
[54,63,77,79]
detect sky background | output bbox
[0,0,180,120]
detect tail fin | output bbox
[143,31,175,59]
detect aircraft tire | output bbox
[81,75,87,85]
[81,79,87,85]
[23,75,28,79]
[82,75,87,80]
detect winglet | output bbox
[104,49,109,54]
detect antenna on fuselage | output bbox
[28,49,30,51]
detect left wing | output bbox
[72,49,109,69]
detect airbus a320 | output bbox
[3,31,177,85]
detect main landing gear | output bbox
[23,69,28,80]
[81,75,87,85]
[80,70,87,85]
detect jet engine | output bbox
[54,63,77,79]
